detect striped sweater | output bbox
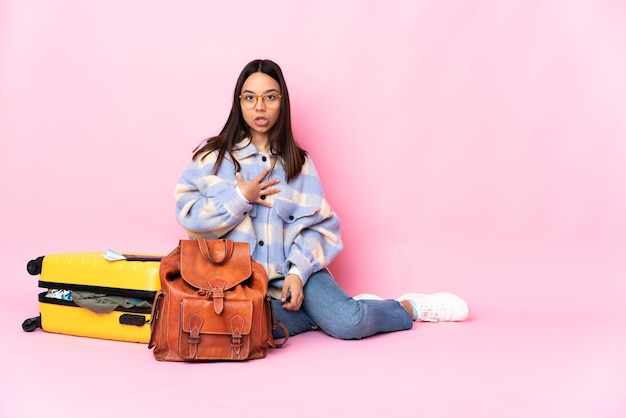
[174,139,343,294]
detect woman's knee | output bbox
[315,311,368,340]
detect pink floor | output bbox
[2,248,624,418]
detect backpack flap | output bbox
[179,239,252,291]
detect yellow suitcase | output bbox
[22,251,162,343]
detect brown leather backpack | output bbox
[148,239,286,361]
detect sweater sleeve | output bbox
[174,156,252,239]
[275,157,343,284]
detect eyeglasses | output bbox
[239,92,282,109]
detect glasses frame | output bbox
[238,92,282,109]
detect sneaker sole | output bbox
[353,293,384,301]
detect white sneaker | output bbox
[398,292,469,322]
[353,293,384,301]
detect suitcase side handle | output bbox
[119,314,148,327]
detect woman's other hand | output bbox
[281,274,304,311]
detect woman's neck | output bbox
[250,134,270,153]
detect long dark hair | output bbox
[193,59,307,182]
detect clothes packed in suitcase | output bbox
[22,250,162,343]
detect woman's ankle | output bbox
[399,299,416,320]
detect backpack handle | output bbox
[197,239,234,265]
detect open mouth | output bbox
[254,117,268,127]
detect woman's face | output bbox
[240,72,282,142]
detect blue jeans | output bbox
[271,269,413,340]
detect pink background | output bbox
[1,1,625,417]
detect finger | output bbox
[282,294,299,311]
[235,172,243,183]
[287,299,302,311]
[261,186,280,196]
[263,178,280,186]
[293,292,304,310]
[285,296,300,310]
[281,287,290,303]
[283,302,298,311]
[254,168,271,182]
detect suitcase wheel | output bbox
[22,315,42,332]
[27,257,44,275]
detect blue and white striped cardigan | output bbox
[175,140,343,295]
